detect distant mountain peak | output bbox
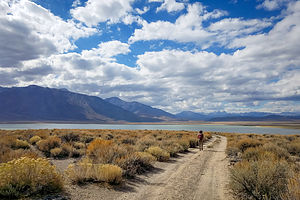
[27,85,43,88]
[105,97,176,120]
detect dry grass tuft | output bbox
[66,158,122,184]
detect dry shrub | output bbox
[61,132,80,142]
[36,136,61,156]
[0,149,39,163]
[263,143,290,160]
[136,136,156,151]
[72,149,85,158]
[115,152,156,177]
[282,173,300,200]
[66,159,122,184]
[96,164,122,184]
[241,147,261,161]
[286,139,300,156]
[61,143,73,157]
[230,158,291,200]
[14,139,30,149]
[0,135,17,147]
[226,147,240,157]
[121,138,136,145]
[73,142,85,149]
[163,142,184,157]
[135,152,156,167]
[29,136,41,144]
[188,138,198,148]
[50,148,63,158]
[236,138,262,152]
[80,136,94,144]
[242,148,278,161]
[87,138,113,158]
[66,158,93,183]
[0,157,63,198]
[204,132,212,140]
[87,138,128,164]
[50,143,73,158]
[178,140,190,152]
[146,146,170,162]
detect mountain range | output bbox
[0,85,299,123]
[0,85,157,122]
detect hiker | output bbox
[197,130,204,150]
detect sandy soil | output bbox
[64,136,233,200]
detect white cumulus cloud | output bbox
[257,0,292,11]
[129,3,225,47]
[156,0,185,13]
[71,0,134,26]
[0,0,96,68]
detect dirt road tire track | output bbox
[118,136,233,200]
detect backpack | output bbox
[198,133,203,140]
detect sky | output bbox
[0,0,300,114]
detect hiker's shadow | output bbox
[114,167,165,193]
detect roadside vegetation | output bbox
[220,132,300,200]
[0,129,211,199]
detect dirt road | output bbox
[66,136,233,200]
[117,135,232,200]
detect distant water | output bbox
[0,124,299,135]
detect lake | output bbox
[0,123,299,135]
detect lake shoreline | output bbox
[0,123,299,134]
[1,120,300,129]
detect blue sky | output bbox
[0,0,299,114]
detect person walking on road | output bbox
[197,130,204,151]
